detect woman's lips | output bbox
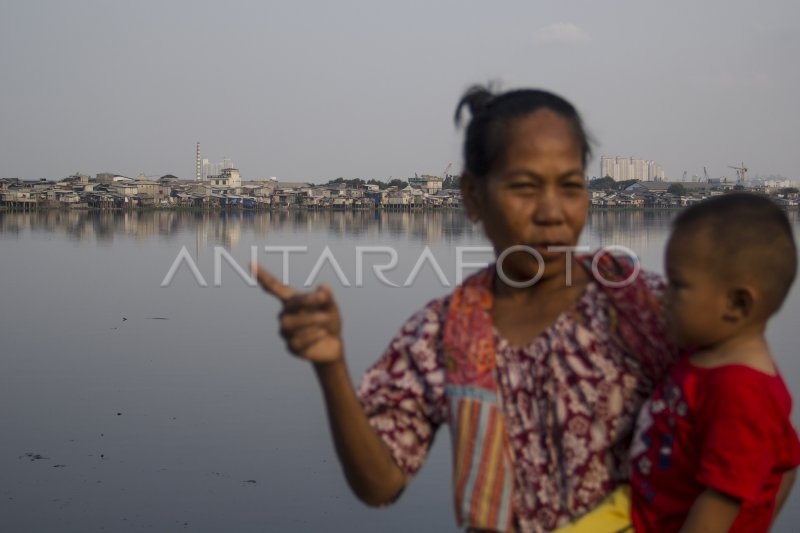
[530,243,569,260]
[499,242,573,263]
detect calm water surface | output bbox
[1,209,799,532]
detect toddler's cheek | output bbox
[664,316,687,347]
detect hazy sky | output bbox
[2,0,798,183]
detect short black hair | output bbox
[454,85,592,179]
[673,192,797,314]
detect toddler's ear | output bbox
[722,287,754,322]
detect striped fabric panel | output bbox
[448,387,514,532]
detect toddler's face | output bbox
[663,232,729,348]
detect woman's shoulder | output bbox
[397,293,452,334]
[579,252,664,293]
[397,266,493,336]
[638,269,666,295]
[382,293,453,367]
[578,263,665,314]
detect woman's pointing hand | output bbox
[252,263,344,365]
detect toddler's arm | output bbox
[775,468,797,516]
[679,488,740,533]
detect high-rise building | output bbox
[198,151,236,181]
[600,156,665,182]
[196,142,201,181]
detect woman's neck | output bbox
[490,259,590,347]
[492,258,590,303]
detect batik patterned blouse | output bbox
[358,270,675,532]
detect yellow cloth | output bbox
[552,485,633,533]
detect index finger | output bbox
[252,262,297,302]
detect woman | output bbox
[253,86,676,532]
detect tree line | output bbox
[324,175,461,190]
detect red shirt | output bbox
[630,358,800,532]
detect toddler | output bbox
[561,193,800,532]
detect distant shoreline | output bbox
[0,205,465,213]
[0,205,797,213]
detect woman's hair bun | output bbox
[454,83,592,176]
[454,85,495,127]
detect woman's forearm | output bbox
[252,266,407,505]
[314,359,407,506]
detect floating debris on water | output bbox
[20,453,48,462]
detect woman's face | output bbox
[463,110,588,285]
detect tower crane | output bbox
[442,162,453,180]
[728,162,747,185]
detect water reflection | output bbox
[590,209,799,249]
[3,208,798,255]
[584,210,676,250]
[0,209,485,248]
[1,208,799,532]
